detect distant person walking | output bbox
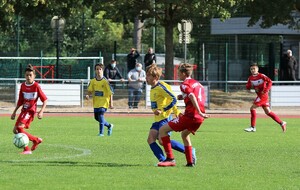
[127,48,140,73]
[282,49,298,81]
[144,47,156,69]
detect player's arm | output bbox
[262,75,272,94]
[188,93,209,118]
[37,99,47,119]
[85,81,93,100]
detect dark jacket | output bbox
[127,51,140,72]
[104,65,123,85]
[144,53,156,68]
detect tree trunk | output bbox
[164,19,174,80]
[133,16,143,52]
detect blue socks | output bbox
[149,142,165,161]
[171,140,185,153]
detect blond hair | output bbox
[146,64,162,79]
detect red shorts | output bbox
[253,95,269,107]
[16,110,35,129]
[168,115,204,135]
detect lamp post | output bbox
[51,16,66,79]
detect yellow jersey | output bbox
[87,77,112,109]
[150,81,181,122]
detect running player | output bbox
[244,63,287,132]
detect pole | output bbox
[225,43,228,93]
[56,19,59,79]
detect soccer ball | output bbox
[13,133,29,148]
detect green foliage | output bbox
[0,115,299,189]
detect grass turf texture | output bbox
[1,115,299,189]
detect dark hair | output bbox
[250,62,258,67]
[25,64,35,73]
[94,63,104,69]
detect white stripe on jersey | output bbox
[23,92,38,100]
[251,79,264,86]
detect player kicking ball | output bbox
[11,64,47,154]
[244,63,286,132]
[157,63,209,167]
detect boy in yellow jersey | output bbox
[145,64,196,163]
[86,63,114,136]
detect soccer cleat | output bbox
[108,124,114,136]
[98,133,104,137]
[244,127,256,132]
[20,150,32,155]
[31,138,43,151]
[186,163,195,167]
[192,148,197,165]
[281,121,287,132]
[157,158,176,167]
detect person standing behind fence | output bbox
[127,63,146,109]
[144,47,156,69]
[11,64,48,154]
[244,63,287,133]
[282,50,298,81]
[127,48,140,72]
[86,63,114,136]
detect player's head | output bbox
[146,64,161,86]
[24,64,36,84]
[95,63,104,78]
[177,63,193,80]
[250,62,259,75]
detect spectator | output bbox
[282,49,298,81]
[104,60,124,91]
[127,63,146,109]
[127,48,140,72]
[144,47,156,69]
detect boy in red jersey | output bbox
[244,63,286,132]
[11,64,48,154]
[157,63,209,167]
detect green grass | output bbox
[1,115,299,190]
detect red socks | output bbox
[161,136,174,159]
[17,126,38,143]
[185,146,193,164]
[267,112,282,124]
[250,109,256,127]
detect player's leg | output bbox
[263,106,287,132]
[157,124,176,166]
[181,129,194,166]
[245,103,258,132]
[148,129,165,161]
[14,123,33,154]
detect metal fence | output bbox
[1,78,299,112]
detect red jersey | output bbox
[246,73,272,98]
[180,77,206,119]
[17,81,47,113]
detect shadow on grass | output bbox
[0,160,141,167]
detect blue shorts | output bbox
[150,116,172,131]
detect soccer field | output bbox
[1,114,299,190]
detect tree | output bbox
[243,1,298,28]
[92,0,243,79]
